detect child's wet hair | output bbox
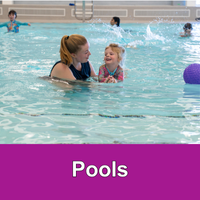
[8,10,17,18]
[113,17,120,27]
[105,43,125,66]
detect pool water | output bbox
[0,21,200,144]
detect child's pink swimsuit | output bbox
[98,64,124,83]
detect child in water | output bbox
[110,17,120,27]
[98,43,125,83]
[0,10,31,33]
[180,23,193,37]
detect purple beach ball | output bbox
[183,63,200,84]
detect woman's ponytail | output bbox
[59,34,87,66]
[60,35,73,65]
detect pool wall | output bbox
[0,3,199,23]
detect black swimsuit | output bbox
[49,61,91,80]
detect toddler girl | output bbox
[98,43,125,83]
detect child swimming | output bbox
[98,43,125,83]
[0,10,31,33]
[180,23,193,37]
[110,17,120,27]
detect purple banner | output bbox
[0,144,199,200]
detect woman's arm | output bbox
[88,61,98,77]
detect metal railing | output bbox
[74,1,93,22]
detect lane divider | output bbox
[1,113,199,118]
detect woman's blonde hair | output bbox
[60,34,87,65]
[105,43,125,66]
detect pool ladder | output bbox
[74,1,94,22]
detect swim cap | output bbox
[183,23,193,30]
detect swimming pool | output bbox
[0,21,200,144]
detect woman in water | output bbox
[50,34,97,81]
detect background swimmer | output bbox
[110,16,120,27]
[0,10,31,33]
[98,43,125,83]
[180,23,193,37]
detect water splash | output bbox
[144,25,165,43]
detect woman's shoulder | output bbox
[50,61,72,78]
[52,61,69,70]
[55,62,72,73]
